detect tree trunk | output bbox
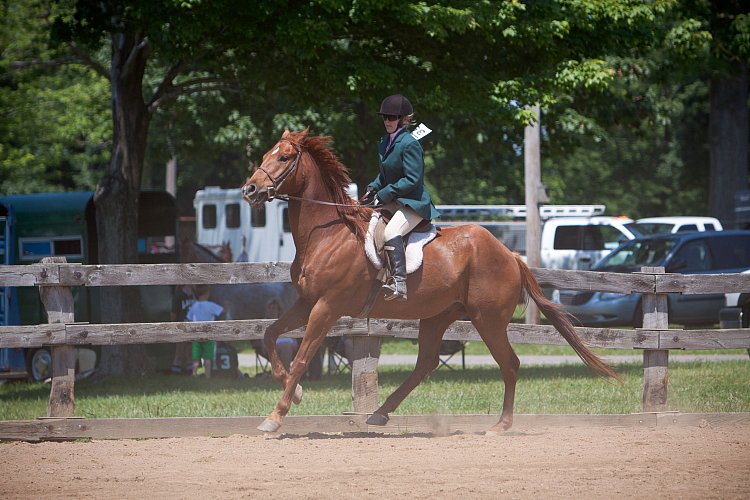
[94,33,151,375]
[709,61,749,228]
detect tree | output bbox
[0,1,110,194]
[662,1,750,226]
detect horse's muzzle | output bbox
[241,183,267,206]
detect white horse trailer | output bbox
[194,187,295,263]
[194,184,358,263]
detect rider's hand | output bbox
[360,187,376,206]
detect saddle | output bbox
[358,211,438,318]
[364,211,438,274]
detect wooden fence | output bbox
[1,258,749,421]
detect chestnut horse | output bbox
[242,129,619,434]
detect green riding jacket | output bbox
[368,128,440,221]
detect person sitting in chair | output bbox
[360,94,440,301]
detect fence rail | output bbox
[1,259,749,420]
[3,261,749,293]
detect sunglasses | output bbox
[382,115,400,122]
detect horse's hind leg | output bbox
[471,312,519,434]
[367,306,463,426]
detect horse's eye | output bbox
[279,155,289,162]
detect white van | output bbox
[629,216,723,235]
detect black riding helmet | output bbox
[378,94,413,116]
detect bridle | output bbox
[256,139,303,201]
[253,139,370,209]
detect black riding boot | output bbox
[383,235,407,301]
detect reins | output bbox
[276,193,372,209]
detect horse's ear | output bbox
[281,128,291,138]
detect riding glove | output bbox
[360,187,377,206]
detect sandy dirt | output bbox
[2,424,749,499]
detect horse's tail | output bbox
[514,254,621,381]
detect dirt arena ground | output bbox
[2,424,749,499]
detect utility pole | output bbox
[165,130,177,249]
[524,105,541,324]
[165,155,177,249]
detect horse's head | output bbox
[242,129,304,206]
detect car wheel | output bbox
[26,348,52,382]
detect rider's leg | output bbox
[383,234,407,300]
[382,206,423,301]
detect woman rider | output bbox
[360,94,440,301]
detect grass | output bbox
[1,359,748,421]
[380,338,749,357]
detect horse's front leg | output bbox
[263,299,311,389]
[258,300,339,433]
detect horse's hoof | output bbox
[366,412,389,426]
[257,418,281,433]
[293,384,303,405]
[485,422,511,436]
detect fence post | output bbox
[641,266,669,412]
[39,257,76,418]
[350,334,380,413]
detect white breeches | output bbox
[383,204,424,241]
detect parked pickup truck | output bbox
[539,216,636,270]
[435,205,637,270]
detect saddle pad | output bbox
[364,212,438,274]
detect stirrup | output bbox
[382,280,407,301]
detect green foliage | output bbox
[2,0,743,218]
[0,0,110,194]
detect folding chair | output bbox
[325,337,352,375]
[437,340,466,371]
[251,340,271,374]
[255,351,270,374]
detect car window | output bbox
[708,235,750,270]
[630,222,674,235]
[676,224,698,232]
[705,223,718,231]
[596,238,677,270]
[670,240,710,271]
[600,225,629,249]
[553,226,606,250]
[553,227,580,250]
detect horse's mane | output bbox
[288,129,370,241]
